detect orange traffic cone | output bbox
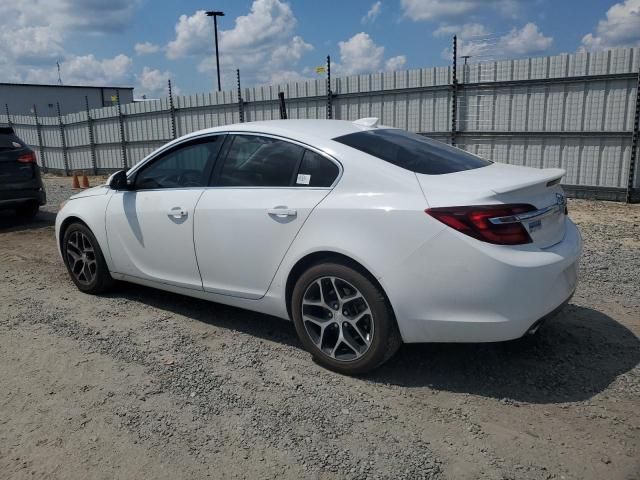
[80,174,90,189]
[72,174,80,189]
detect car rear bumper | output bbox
[385,217,582,343]
[0,188,46,207]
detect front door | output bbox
[106,135,224,290]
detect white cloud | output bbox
[362,1,382,24]
[15,54,134,86]
[500,23,553,55]
[581,0,640,51]
[0,0,140,87]
[166,0,314,88]
[401,0,521,21]
[271,36,314,66]
[335,32,407,75]
[0,26,65,65]
[166,10,211,60]
[0,0,140,34]
[385,55,407,71]
[441,22,552,60]
[136,66,175,98]
[135,42,161,55]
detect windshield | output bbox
[333,128,491,175]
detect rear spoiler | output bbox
[0,125,15,135]
[491,168,565,194]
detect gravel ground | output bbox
[0,175,638,480]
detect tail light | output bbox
[18,151,37,163]
[426,204,536,245]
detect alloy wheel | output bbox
[66,230,97,285]
[301,276,374,362]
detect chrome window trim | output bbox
[126,130,344,190]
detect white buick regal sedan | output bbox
[56,119,582,374]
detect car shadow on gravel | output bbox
[107,284,639,404]
[372,304,640,403]
[0,210,56,232]
[109,285,302,349]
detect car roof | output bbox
[179,119,390,147]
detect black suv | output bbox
[0,125,46,219]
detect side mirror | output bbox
[108,170,132,191]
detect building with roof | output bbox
[0,82,134,116]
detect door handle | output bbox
[267,207,297,218]
[168,207,188,218]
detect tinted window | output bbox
[296,150,339,187]
[218,135,304,187]
[135,136,223,189]
[333,129,491,175]
[0,128,25,151]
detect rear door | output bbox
[106,135,224,289]
[194,134,340,299]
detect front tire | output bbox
[62,223,114,294]
[291,262,401,375]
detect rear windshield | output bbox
[333,129,491,175]
[0,127,25,151]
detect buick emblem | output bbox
[556,193,566,207]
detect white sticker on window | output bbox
[296,174,311,185]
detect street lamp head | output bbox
[205,11,225,16]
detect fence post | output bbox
[4,104,12,127]
[168,79,177,139]
[326,55,333,119]
[56,102,69,175]
[278,91,288,119]
[451,35,458,147]
[85,96,98,175]
[236,69,245,123]
[33,105,47,173]
[627,67,640,203]
[116,90,128,169]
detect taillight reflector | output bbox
[17,151,37,163]
[426,204,536,245]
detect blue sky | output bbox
[0,0,638,98]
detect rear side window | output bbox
[333,129,491,175]
[295,150,339,187]
[218,135,304,187]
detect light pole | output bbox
[205,10,225,91]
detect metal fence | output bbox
[2,47,639,202]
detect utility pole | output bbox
[206,10,225,91]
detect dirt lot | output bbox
[1,175,638,480]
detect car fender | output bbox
[55,188,115,270]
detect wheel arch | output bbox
[58,215,90,251]
[284,251,396,322]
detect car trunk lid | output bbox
[417,163,567,249]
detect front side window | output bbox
[135,136,223,189]
[333,129,491,175]
[218,135,304,187]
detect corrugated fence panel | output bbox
[4,47,639,197]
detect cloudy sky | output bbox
[0,0,639,98]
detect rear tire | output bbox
[291,262,401,375]
[16,202,39,219]
[62,223,114,294]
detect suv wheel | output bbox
[291,262,401,375]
